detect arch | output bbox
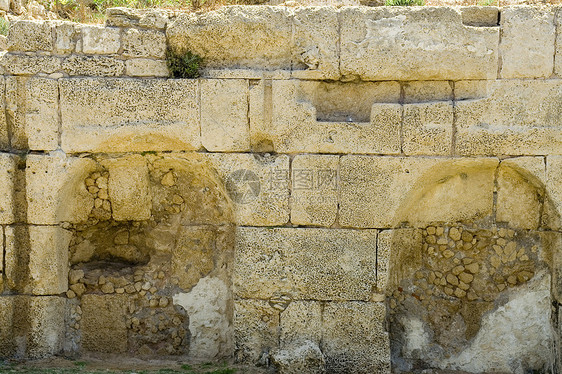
[385,158,561,373]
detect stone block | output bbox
[234,227,377,301]
[280,301,322,347]
[106,7,168,29]
[272,340,326,374]
[61,55,125,77]
[403,101,453,156]
[7,20,53,51]
[270,80,401,154]
[5,225,71,295]
[54,21,80,54]
[0,77,7,150]
[26,153,97,225]
[497,157,546,230]
[500,6,555,79]
[290,154,338,227]
[455,80,492,100]
[81,26,120,54]
[0,297,14,357]
[0,36,6,51]
[201,79,250,152]
[5,77,59,151]
[122,28,166,58]
[234,299,280,363]
[0,154,15,225]
[460,6,499,27]
[403,81,453,103]
[81,294,128,353]
[292,7,339,80]
[205,153,289,226]
[60,78,200,152]
[340,7,498,81]
[166,6,292,70]
[547,156,562,231]
[556,7,562,77]
[125,58,168,77]
[339,156,497,228]
[248,79,272,152]
[455,79,562,156]
[322,302,390,374]
[0,54,61,75]
[104,155,151,221]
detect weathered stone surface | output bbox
[81,294,128,353]
[167,6,291,70]
[106,7,168,29]
[340,7,498,81]
[0,54,61,75]
[377,228,422,292]
[234,299,280,363]
[122,29,166,58]
[205,153,289,226]
[403,81,452,103]
[172,277,232,360]
[234,227,377,301]
[201,79,250,152]
[0,297,14,357]
[292,6,339,80]
[271,80,401,154]
[104,155,151,221]
[460,6,499,27]
[125,58,168,77]
[403,101,453,156]
[455,79,562,156]
[339,157,497,228]
[54,21,79,54]
[497,157,545,230]
[455,80,492,100]
[5,225,71,295]
[322,302,390,374]
[0,36,6,51]
[61,55,124,77]
[556,7,562,77]
[0,154,15,225]
[81,26,121,54]
[8,20,53,51]
[0,77,8,150]
[547,156,562,231]
[280,301,322,347]
[272,340,326,374]
[60,78,200,152]
[290,154,338,227]
[5,77,58,151]
[26,154,97,225]
[500,6,555,78]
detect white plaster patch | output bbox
[401,316,430,356]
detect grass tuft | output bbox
[166,48,203,79]
[385,0,425,5]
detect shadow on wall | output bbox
[386,159,561,374]
[56,153,237,360]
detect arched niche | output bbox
[385,158,561,373]
[59,153,236,360]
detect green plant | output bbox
[384,0,424,5]
[478,0,497,5]
[166,49,203,79]
[0,18,10,36]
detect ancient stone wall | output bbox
[1,4,562,374]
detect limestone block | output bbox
[0,36,6,51]
[125,59,168,77]
[322,302,390,374]
[60,78,200,152]
[54,21,79,54]
[455,80,492,100]
[270,80,401,154]
[339,157,497,228]
[234,299,280,363]
[106,7,168,29]
[292,7,339,80]
[61,55,125,77]
[0,154,15,225]
[546,232,562,302]
[5,226,71,295]
[500,6,555,79]
[340,7,498,81]
[0,54,61,75]
[0,297,14,357]
[5,77,59,151]
[26,153,97,225]
[0,0,8,11]
[201,79,250,152]
[205,153,289,226]
[455,79,562,156]
[272,340,326,374]
[556,7,562,77]
[460,6,499,27]
[248,79,272,152]
[81,26,120,54]
[403,101,453,156]
[104,155,151,221]
[166,6,292,70]
[497,157,546,230]
[234,227,377,301]
[280,301,322,347]
[547,156,562,230]
[0,77,7,150]
[403,81,453,103]
[122,29,166,58]
[81,294,128,353]
[7,20,53,51]
[290,154,338,227]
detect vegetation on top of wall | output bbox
[166,48,204,79]
[384,0,425,5]
[0,17,9,36]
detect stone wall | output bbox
[1,4,562,374]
